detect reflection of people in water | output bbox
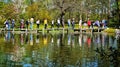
[96,34,101,48]
[71,35,75,47]
[83,35,87,44]
[57,35,60,47]
[20,33,24,45]
[68,34,71,45]
[30,34,33,46]
[102,34,105,47]
[5,31,11,41]
[36,33,39,44]
[11,33,15,45]
[51,35,54,44]
[25,33,28,44]
[79,34,82,47]
[43,34,47,45]
[87,36,91,48]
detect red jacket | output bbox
[87,20,91,26]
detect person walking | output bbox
[20,19,24,29]
[30,17,34,30]
[57,18,60,28]
[79,19,82,29]
[25,19,29,29]
[68,19,71,28]
[87,19,91,28]
[44,18,48,29]
[4,20,9,30]
[36,19,40,29]
[51,20,54,28]
[71,18,75,29]
[11,19,15,29]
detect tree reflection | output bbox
[95,37,120,67]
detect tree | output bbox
[53,0,77,27]
[25,3,51,22]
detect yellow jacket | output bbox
[44,19,47,24]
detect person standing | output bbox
[44,19,48,29]
[36,19,40,29]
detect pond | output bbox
[0,31,119,67]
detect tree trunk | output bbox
[60,11,65,27]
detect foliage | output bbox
[25,3,51,22]
[0,0,119,27]
[0,2,18,25]
[103,28,116,33]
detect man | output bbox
[44,19,47,29]
[57,18,60,28]
[36,20,40,29]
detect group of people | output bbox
[4,19,15,30]
[4,17,108,30]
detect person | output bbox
[25,19,29,29]
[57,18,60,28]
[68,19,71,28]
[36,19,40,29]
[20,19,24,29]
[4,20,9,29]
[102,19,107,28]
[44,18,47,29]
[71,18,75,29]
[51,20,54,28]
[87,19,91,28]
[8,19,11,30]
[91,20,94,28]
[94,20,100,28]
[104,20,108,28]
[79,19,82,28]
[11,19,15,29]
[30,17,34,29]
[83,21,87,27]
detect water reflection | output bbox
[20,33,24,45]
[25,33,29,44]
[0,32,119,67]
[36,33,39,44]
[30,33,33,46]
[4,31,11,41]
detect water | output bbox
[0,31,119,67]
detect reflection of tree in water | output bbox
[51,34,72,67]
[95,41,120,67]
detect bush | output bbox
[103,28,115,33]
